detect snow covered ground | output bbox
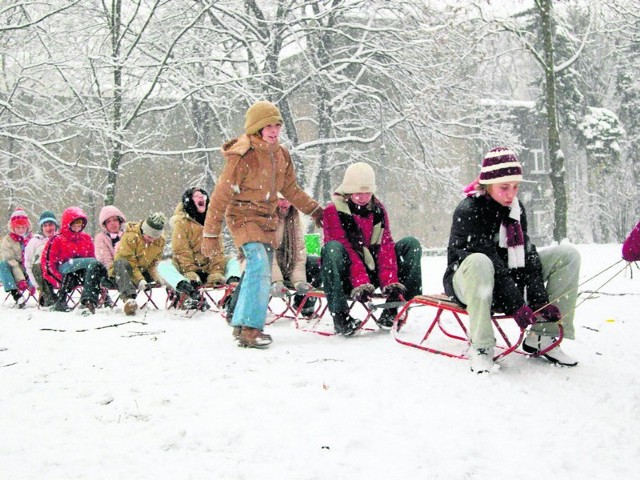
[1,244,638,480]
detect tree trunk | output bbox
[538,0,568,242]
[105,0,122,206]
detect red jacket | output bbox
[42,207,95,288]
[323,196,399,288]
[622,221,640,262]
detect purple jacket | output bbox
[622,221,640,262]
[323,197,399,288]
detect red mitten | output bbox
[16,280,28,292]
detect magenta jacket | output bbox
[323,196,399,288]
[622,221,640,262]
[41,207,95,289]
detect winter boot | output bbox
[468,346,495,374]
[51,298,71,312]
[124,297,138,316]
[232,326,242,339]
[332,310,362,336]
[375,307,397,329]
[176,280,201,310]
[79,299,96,315]
[41,282,58,307]
[238,327,272,348]
[294,295,316,318]
[522,332,578,366]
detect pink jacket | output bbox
[323,196,399,288]
[622,221,640,262]
[94,205,126,269]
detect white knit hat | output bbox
[337,162,377,194]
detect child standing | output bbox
[0,207,35,305]
[321,162,423,335]
[202,100,323,348]
[24,210,60,306]
[41,207,107,313]
[443,147,581,373]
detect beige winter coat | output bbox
[109,221,165,285]
[203,134,320,248]
[170,202,226,276]
[1,234,28,284]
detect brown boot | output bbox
[238,327,272,348]
[232,326,242,339]
[124,298,138,316]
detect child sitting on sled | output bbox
[443,147,581,374]
[0,208,36,306]
[41,207,107,314]
[321,162,423,336]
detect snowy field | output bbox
[1,243,638,480]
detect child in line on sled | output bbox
[0,207,35,305]
[24,210,60,306]
[443,147,581,374]
[41,207,107,314]
[321,162,423,336]
[170,187,229,286]
[201,100,323,348]
[622,220,640,262]
[156,188,237,312]
[94,205,127,270]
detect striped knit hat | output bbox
[9,207,30,229]
[142,212,166,239]
[478,147,523,185]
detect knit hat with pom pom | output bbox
[142,212,166,239]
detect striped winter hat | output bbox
[478,147,523,185]
[9,207,30,228]
[142,212,166,239]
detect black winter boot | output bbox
[332,310,362,336]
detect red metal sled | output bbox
[293,290,409,336]
[392,294,563,361]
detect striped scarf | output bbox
[332,194,384,272]
[498,199,525,269]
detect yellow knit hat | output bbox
[244,100,283,135]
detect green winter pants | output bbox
[452,244,581,349]
[320,237,423,314]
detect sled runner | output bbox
[392,294,564,361]
[3,289,37,309]
[293,290,409,336]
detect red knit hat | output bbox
[478,147,523,185]
[9,207,30,229]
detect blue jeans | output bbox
[231,242,272,330]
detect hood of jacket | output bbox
[99,205,126,232]
[60,207,88,240]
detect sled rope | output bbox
[532,259,628,320]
